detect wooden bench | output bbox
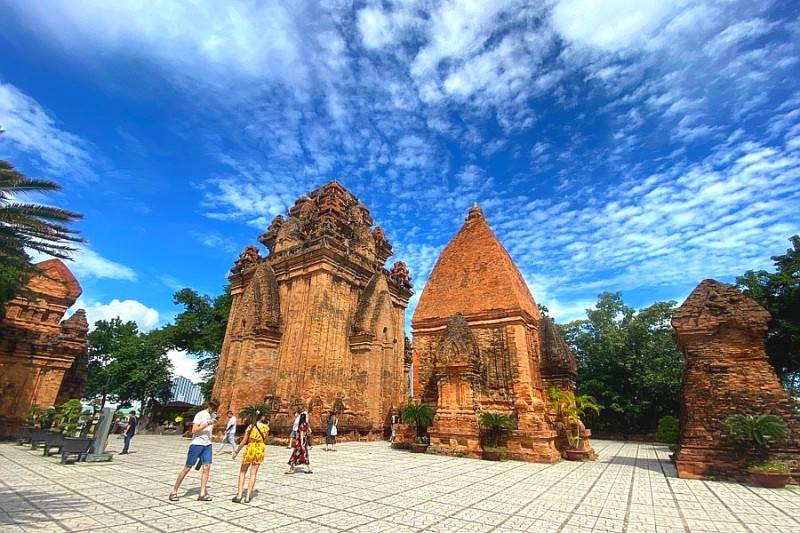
[60,437,93,464]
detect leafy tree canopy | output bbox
[87,317,172,413]
[736,235,800,392]
[559,292,683,435]
[157,286,232,398]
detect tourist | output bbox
[215,410,237,455]
[324,410,337,451]
[286,412,312,474]
[230,410,269,503]
[168,398,219,502]
[389,410,399,444]
[287,408,300,448]
[120,411,137,455]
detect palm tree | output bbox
[0,156,83,310]
[401,401,434,439]
[479,412,514,449]
[548,387,601,449]
[239,402,272,425]
[724,414,789,457]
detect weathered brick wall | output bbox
[0,260,87,439]
[411,206,576,462]
[212,182,411,439]
[673,279,800,479]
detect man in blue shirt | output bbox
[121,411,138,455]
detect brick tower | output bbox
[212,182,412,439]
[672,279,800,479]
[0,259,89,438]
[411,204,573,462]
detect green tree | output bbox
[736,236,800,392]
[0,155,83,313]
[560,292,684,434]
[159,287,232,398]
[108,331,173,413]
[87,318,173,414]
[87,318,139,409]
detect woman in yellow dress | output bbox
[231,410,269,503]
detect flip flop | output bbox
[197,494,213,501]
[168,493,179,502]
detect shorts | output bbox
[290,430,298,438]
[185,444,213,467]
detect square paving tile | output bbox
[2,437,800,532]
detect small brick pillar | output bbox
[671,279,800,479]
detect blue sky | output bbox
[1,1,799,381]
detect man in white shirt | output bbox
[215,411,237,454]
[168,398,219,502]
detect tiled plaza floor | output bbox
[1,436,798,532]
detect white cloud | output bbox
[168,349,203,383]
[0,82,93,178]
[67,247,137,281]
[29,246,136,282]
[77,298,160,332]
[552,0,681,52]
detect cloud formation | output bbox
[0,82,94,178]
[76,298,160,332]
[4,0,799,323]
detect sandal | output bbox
[168,493,179,502]
[197,494,213,501]
[232,496,242,503]
[243,496,251,504]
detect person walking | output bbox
[230,410,269,503]
[120,411,138,454]
[389,410,399,444]
[216,410,237,455]
[168,399,219,502]
[286,413,312,474]
[324,411,337,452]
[287,408,300,448]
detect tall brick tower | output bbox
[412,204,573,462]
[0,259,89,438]
[212,182,413,439]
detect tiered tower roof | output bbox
[413,204,540,327]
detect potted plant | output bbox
[26,406,45,427]
[548,387,600,461]
[56,399,83,437]
[479,412,514,461]
[748,460,792,488]
[724,414,792,488]
[401,402,434,453]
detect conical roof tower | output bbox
[413,204,540,327]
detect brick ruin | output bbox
[409,204,587,461]
[672,279,800,479]
[0,259,89,439]
[212,181,413,438]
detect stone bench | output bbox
[60,437,93,464]
[42,433,67,457]
[16,426,33,445]
[30,429,59,450]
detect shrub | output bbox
[656,415,679,444]
[401,402,435,438]
[724,414,789,455]
[479,412,514,448]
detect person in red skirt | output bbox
[286,412,313,474]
